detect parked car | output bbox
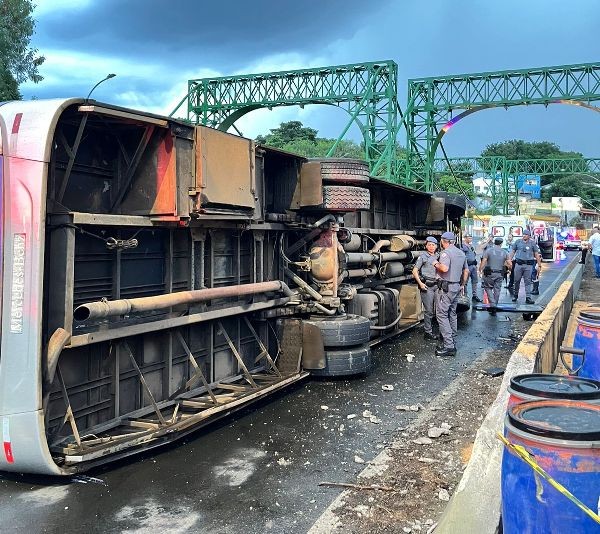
[563,237,582,250]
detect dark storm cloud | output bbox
[36,0,377,71]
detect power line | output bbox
[432,125,487,225]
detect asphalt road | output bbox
[0,252,580,534]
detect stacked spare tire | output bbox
[303,314,372,377]
[308,158,371,212]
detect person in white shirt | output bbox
[588,228,600,278]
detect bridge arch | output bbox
[170,61,399,180]
[407,62,600,191]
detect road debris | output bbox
[354,455,365,464]
[396,404,423,412]
[482,367,505,377]
[70,475,107,486]
[318,481,395,491]
[382,385,394,391]
[427,426,450,438]
[437,488,450,501]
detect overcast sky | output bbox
[21,0,600,158]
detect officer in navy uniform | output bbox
[433,231,469,356]
[479,237,512,316]
[412,236,439,340]
[461,234,482,303]
[508,229,542,304]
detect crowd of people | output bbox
[412,230,542,357]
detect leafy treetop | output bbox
[0,0,44,100]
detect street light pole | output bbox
[85,74,117,102]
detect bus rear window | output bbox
[492,226,505,237]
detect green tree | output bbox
[256,121,317,146]
[541,174,600,204]
[256,120,409,165]
[435,174,475,199]
[0,0,45,100]
[481,140,584,186]
[256,120,364,159]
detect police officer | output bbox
[433,231,469,356]
[461,234,481,303]
[412,236,439,340]
[479,237,512,316]
[508,229,542,304]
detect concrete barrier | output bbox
[434,263,584,534]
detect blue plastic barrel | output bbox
[502,399,600,534]
[573,307,600,380]
[507,373,600,408]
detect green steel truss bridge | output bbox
[408,62,600,191]
[171,60,600,213]
[170,61,399,180]
[433,157,600,215]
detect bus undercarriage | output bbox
[0,99,464,474]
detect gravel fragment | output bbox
[427,427,450,438]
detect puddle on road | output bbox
[212,447,267,486]
[114,499,200,533]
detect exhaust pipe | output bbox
[74,281,294,322]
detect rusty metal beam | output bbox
[171,331,218,404]
[217,322,258,388]
[122,341,167,425]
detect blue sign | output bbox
[517,175,541,199]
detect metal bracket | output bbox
[122,340,167,425]
[170,331,218,403]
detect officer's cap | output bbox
[441,231,456,241]
[425,236,438,244]
[463,234,472,238]
[523,229,531,236]
[494,237,503,245]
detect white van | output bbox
[488,215,532,249]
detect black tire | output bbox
[304,314,371,348]
[309,158,370,185]
[310,344,372,377]
[321,185,370,211]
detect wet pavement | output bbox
[0,253,580,534]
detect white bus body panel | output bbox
[0,99,81,475]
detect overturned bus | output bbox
[0,99,464,475]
